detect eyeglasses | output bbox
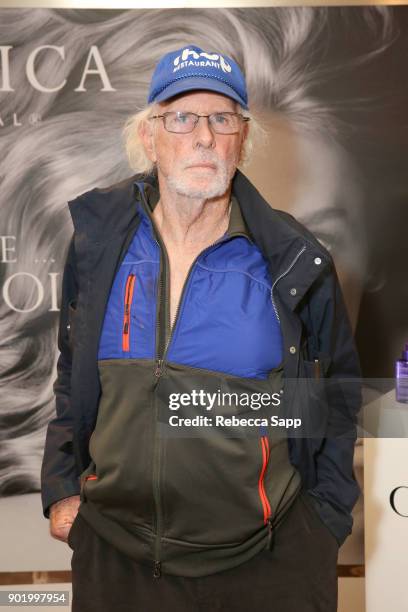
[149,111,250,134]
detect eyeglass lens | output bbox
[163,112,242,134]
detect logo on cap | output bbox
[173,48,232,74]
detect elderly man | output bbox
[41,46,361,612]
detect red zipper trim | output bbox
[122,273,136,352]
[258,436,272,524]
[85,475,98,481]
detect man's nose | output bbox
[193,116,216,148]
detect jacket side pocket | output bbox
[79,459,97,502]
[67,512,80,550]
[301,491,340,549]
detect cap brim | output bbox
[152,77,248,110]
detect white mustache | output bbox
[183,156,221,168]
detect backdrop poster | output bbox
[1,5,407,579]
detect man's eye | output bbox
[214,114,227,123]
[176,113,190,123]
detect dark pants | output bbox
[69,491,339,612]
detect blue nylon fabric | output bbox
[97,210,159,360]
[98,195,283,379]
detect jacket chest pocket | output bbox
[122,273,136,352]
[300,353,332,379]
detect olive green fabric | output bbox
[78,359,302,577]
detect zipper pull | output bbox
[266,517,275,551]
[155,358,164,378]
[153,561,161,578]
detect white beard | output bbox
[161,158,236,200]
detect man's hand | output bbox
[49,495,81,543]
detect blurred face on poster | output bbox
[244,112,367,333]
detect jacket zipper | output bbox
[270,245,306,323]
[265,245,306,550]
[139,188,249,578]
[258,435,272,524]
[122,273,136,352]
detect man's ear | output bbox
[138,119,157,163]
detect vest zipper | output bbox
[122,273,136,352]
[150,228,242,579]
[139,188,249,578]
[154,358,164,377]
[155,229,250,377]
[270,245,306,323]
[153,561,161,578]
[152,427,163,579]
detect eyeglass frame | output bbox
[148,111,250,134]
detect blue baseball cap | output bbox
[147,45,248,110]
